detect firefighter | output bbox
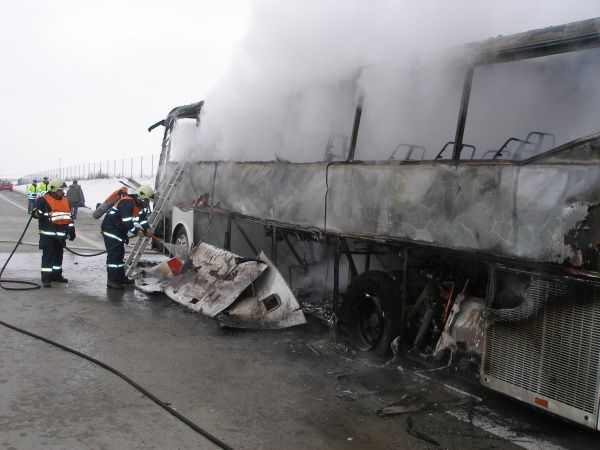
[32,177,76,288]
[101,185,153,289]
[26,179,38,214]
[36,176,49,197]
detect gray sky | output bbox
[0,0,249,178]
[2,1,600,177]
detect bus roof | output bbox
[468,17,600,64]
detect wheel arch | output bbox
[171,221,193,251]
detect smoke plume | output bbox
[175,0,600,162]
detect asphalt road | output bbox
[0,189,598,449]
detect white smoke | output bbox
[464,48,600,157]
[179,0,600,162]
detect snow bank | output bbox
[15,177,155,210]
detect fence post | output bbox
[140,156,143,178]
[130,158,133,178]
[151,154,154,176]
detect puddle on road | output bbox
[0,250,172,309]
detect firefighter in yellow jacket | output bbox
[36,176,49,197]
[26,179,38,213]
[32,177,76,287]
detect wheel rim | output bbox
[175,232,188,250]
[356,294,384,349]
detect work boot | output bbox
[54,276,69,283]
[121,277,136,286]
[107,280,124,289]
[42,281,52,288]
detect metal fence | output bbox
[19,153,159,184]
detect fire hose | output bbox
[0,217,234,449]
[0,214,157,291]
[0,215,39,290]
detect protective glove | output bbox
[69,232,76,241]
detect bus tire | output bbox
[337,270,401,356]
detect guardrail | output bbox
[18,153,159,184]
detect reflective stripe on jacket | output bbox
[109,195,141,231]
[27,184,37,199]
[113,195,140,217]
[43,194,73,225]
[36,182,48,197]
[102,194,148,236]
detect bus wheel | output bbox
[337,271,401,356]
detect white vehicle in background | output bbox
[150,18,600,430]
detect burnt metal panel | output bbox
[172,139,600,266]
[324,161,600,264]
[469,17,600,64]
[163,243,267,317]
[179,162,329,229]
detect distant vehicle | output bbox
[0,180,13,191]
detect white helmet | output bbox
[136,185,155,200]
[48,177,67,193]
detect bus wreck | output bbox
[147,18,600,429]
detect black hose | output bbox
[0,213,113,290]
[0,210,229,444]
[64,242,117,257]
[64,247,107,257]
[65,234,149,257]
[0,319,234,450]
[0,212,141,290]
[0,215,40,291]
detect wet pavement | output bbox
[1,190,599,449]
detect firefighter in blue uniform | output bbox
[101,185,153,289]
[32,177,76,288]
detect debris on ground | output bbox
[136,242,306,329]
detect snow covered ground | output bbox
[15,177,156,210]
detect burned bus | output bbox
[149,18,600,429]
